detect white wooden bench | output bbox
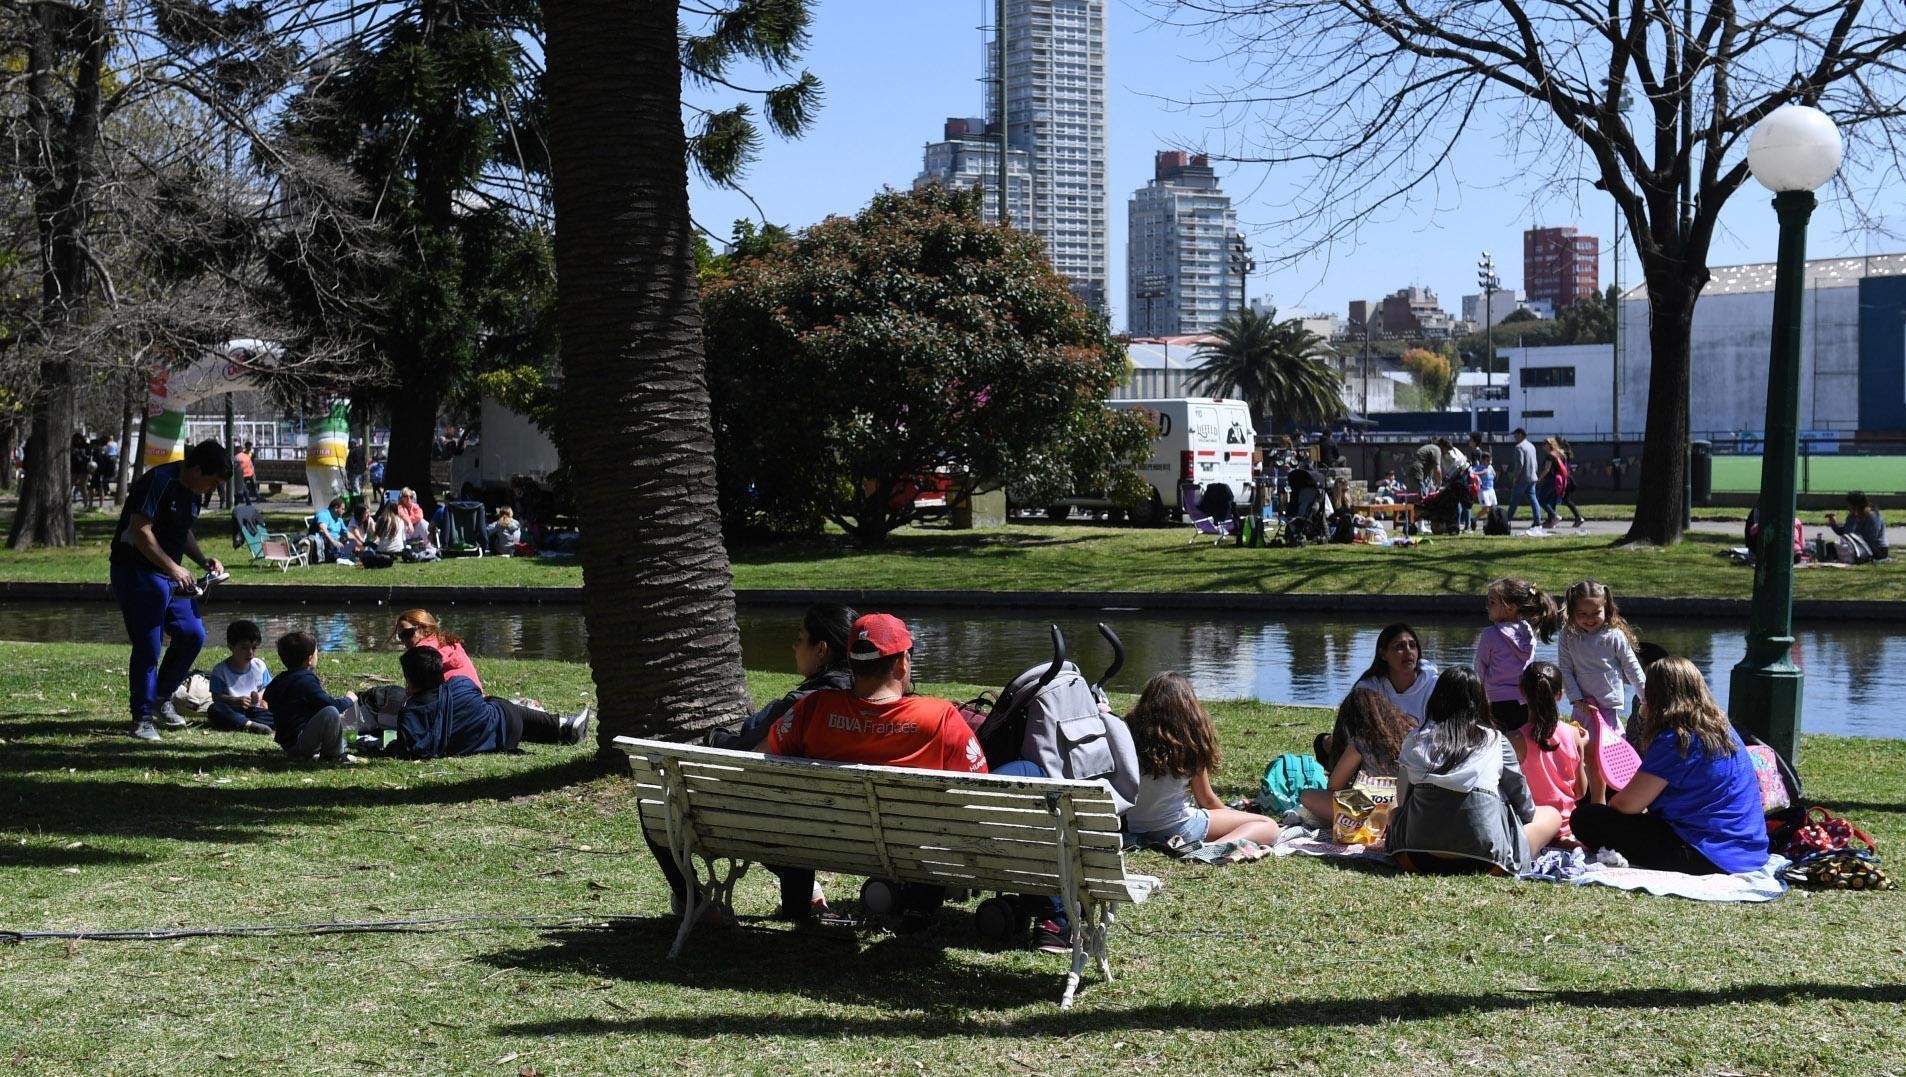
[616,737,1160,1008]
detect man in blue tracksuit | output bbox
[111,440,231,741]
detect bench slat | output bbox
[672,832,1142,900]
[649,780,1124,845]
[670,813,1132,876]
[650,766,1121,829]
[656,760,1122,820]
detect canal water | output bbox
[4,600,1899,738]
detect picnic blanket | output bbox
[1139,834,1276,865]
[1268,825,1391,864]
[1520,847,1790,903]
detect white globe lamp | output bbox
[1746,106,1843,192]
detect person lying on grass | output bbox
[392,645,589,760]
[261,630,362,765]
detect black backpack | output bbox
[1484,507,1512,536]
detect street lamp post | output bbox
[1728,105,1843,766]
[1136,272,1169,394]
[1476,252,1498,412]
[1229,234,1254,317]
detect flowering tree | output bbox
[703,184,1149,544]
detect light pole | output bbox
[1229,234,1254,317]
[1476,252,1498,412]
[1728,105,1842,767]
[1136,273,1168,393]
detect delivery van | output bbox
[1046,398,1257,525]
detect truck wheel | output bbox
[1044,505,1070,522]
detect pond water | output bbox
[4,600,1900,738]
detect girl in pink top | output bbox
[394,608,485,694]
[1474,577,1560,734]
[1514,662,1587,837]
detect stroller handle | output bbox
[1032,625,1067,693]
[1094,622,1125,690]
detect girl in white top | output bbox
[1556,579,1646,722]
[1125,672,1282,848]
[1352,623,1441,722]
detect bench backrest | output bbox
[617,737,1149,905]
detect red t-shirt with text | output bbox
[767,690,989,774]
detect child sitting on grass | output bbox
[1513,662,1588,841]
[260,630,362,764]
[1385,666,1562,874]
[206,620,274,735]
[1125,672,1282,849]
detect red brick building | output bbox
[1524,226,1600,311]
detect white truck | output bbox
[1046,398,1258,526]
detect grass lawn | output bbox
[1712,454,1906,496]
[4,642,1905,1073]
[4,508,1904,605]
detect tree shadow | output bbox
[2,755,602,847]
[491,977,1906,1041]
[0,843,150,868]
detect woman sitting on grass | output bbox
[1125,672,1282,849]
[394,608,483,694]
[1301,687,1413,824]
[1570,657,1769,875]
[1385,666,1562,874]
[1353,623,1440,723]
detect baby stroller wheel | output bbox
[973,896,1026,943]
[860,878,898,917]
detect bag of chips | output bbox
[1332,775,1397,846]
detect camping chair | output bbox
[436,500,488,558]
[1182,482,1237,546]
[231,503,305,571]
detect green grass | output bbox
[5,508,1904,604]
[4,642,1905,1073]
[1712,454,1906,496]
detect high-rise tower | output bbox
[986,0,1108,313]
[1128,151,1237,335]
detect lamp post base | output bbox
[1729,658,1804,765]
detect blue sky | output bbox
[687,0,1900,330]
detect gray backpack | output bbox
[974,625,1141,815]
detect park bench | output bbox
[615,737,1161,1008]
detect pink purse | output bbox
[1582,700,1642,791]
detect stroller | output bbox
[859,623,1140,942]
[1272,465,1332,547]
[1418,470,1476,535]
[435,500,488,557]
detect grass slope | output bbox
[3,643,1904,1074]
[3,510,1903,605]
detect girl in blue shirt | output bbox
[1571,657,1769,874]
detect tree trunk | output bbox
[7,359,78,550]
[1622,271,1699,545]
[545,0,751,750]
[114,372,136,506]
[385,385,439,509]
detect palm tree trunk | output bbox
[544,0,751,753]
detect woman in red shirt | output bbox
[393,608,483,694]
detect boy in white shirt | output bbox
[207,620,274,734]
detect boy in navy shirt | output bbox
[261,630,362,763]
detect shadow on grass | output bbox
[492,979,1906,1039]
[3,754,602,847]
[0,844,150,868]
[481,921,1062,1012]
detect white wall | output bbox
[459,398,560,489]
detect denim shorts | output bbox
[1132,809,1210,848]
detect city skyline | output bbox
[685,0,1903,330]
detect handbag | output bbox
[1785,805,1876,858]
[1744,744,1792,813]
[1783,849,1893,891]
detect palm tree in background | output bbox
[1187,308,1344,436]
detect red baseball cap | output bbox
[848,613,913,660]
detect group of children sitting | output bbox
[1123,576,1771,878]
[202,617,590,763]
[302,489,527,567]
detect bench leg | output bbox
[1061,937,1088,1010]
[1091,903,1114,984]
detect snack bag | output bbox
[1332,775,1397,845]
